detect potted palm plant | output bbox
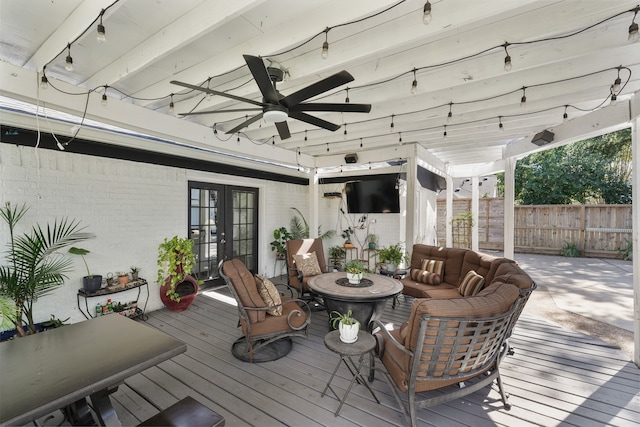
[343,259,366,284]
[157,236,201,312]
[0,202,93,337]
[68,247,102,292]
[330,309,360,343]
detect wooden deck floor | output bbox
[35,286,639,427]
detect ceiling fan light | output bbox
[264,109,288,123]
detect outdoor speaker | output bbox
[345,153,358,163]
[531,130,554,146]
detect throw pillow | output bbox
[459,270,485,297]
[420,258,444,276]
[292,251,323,277]
[410,268,441,285]
[255,274,282,316]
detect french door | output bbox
[188,181,259,285]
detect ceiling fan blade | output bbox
[289,111,340,131]
[243,55,279,105]
[179,108,262,116]
[281,70,354,108]
[291,103,371,113]
[275,121,291,140]
[226,112,264,134]
[171,80,263,107]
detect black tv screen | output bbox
[345,177,400,213]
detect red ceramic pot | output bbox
[159,274,199,312]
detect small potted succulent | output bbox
[365,233,378,250]
[343,259,366,284]
[130,266,141,280]
[330,309,360,343]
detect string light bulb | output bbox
[398,132,403,144]
[563,105,569,123]
[390,114,395,130]
[65,43,73,72]
[169,94,174,113]
[498,116,504,131]
[343,123,348,137]
[443,125,448,139]
[213,123,218,135]
[206,78,212,100]
[345,87,350,103]
[610,87,618,105]
[629,8,639,43]
[304,130,308,141]
[520,87,527,107]
[321,28,329,59]
[612,68,622,93]
[410,69,418,94]
[97,9,106,43]
[503,43,512,71]
[422,1,432,25]
[326,143,329,152]
[40,68,48,89]
[447,103,453,122]
[360,138,363,149]
[101,86,108,106]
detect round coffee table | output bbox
[307,272,402,331]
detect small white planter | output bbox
[339,320,360,343]
[346,272,363,284]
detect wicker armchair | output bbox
[220,259,310,362]
[373,286,522,427]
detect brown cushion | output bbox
[458,270,485,296]
[292,251,322,277]
[223,259,266,324]
[420,259,444,276]
[410,268,441,285]
[244,297,308,337]
[255,274,282,316]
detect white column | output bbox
[446,176,453,247]
[404,157,417,250]
[310,169,319,238]
[471,176,480,251]
[503,157,516,259]
[632,117,639,367]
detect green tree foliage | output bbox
[496,129,631,205]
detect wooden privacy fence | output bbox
[436,198,632,258]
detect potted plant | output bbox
[105,272,115,286]
[116,271,129,285]
[157,235,201,312]
[343,259,366,284]
[330,309,360,343]
[342,227,354,248]
[328,245,346,270]
[365,233,378,250]
[378,243,407,272]
[270,227,292,259]
[69,247,103,292]
[0,202,93,337]
[130,266,141,280]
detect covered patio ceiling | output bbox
[1,0,639,176]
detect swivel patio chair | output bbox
[219,259,311,362]
[285,238,328,306]
[372,287,522,427]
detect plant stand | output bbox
[77,278,149,320]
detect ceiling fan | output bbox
[170,55,371,140]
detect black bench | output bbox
[138,396,225,427]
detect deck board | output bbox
[31,284,639,427]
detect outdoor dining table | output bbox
[0,314,187,426]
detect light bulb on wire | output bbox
[563,105,569,123]
[629,8,639,43]
[97,9,106,43]
[40,68,48,89]
[503,43,512,71]
[443,125,447,140]
[610,87,618,105]
[345,87,350,103]
[613,68,622,93]
[520,87,527,108]
[65,43,73,71]
[169,94,174,113]
[410,69,418,94]
[498,116,504,131]
[321,28,329,59]
[422,1,432,25]
[447,103,453,122]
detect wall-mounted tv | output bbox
[345,176,400,214]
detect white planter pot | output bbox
[339,320,360,343]
[346,272,363,284]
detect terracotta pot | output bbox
[117,274,129,285]
[160,275,199,312]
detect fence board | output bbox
[436,199,631,258]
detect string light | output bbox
[520,87,527,107]
[443,124,447,139]
[40,67,48,89]
[503,43,512,71]
[422,1,432,25]
[563,105,569,122]
[345,87,350,103]
[610,86,618,105]
[321,28,329,59]
[213,123,218,135]
[343,123,348,137]
[410,68,418,94]
[447,102,453,122]
[498,116,504,130]
[101,86,108,106]
[359,138,363,149]
[65,43,73,71]
[206,78,212,100]
[97,9,106,43]
[390,114,395,130]
[304,130,308,141]
[398,132,402,144]
[629,8,639,42]
[612,67,622,93]
[169,94,174,113]
[326,143,329,152]
[238,134,241,144]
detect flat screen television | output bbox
[345,177,400,213]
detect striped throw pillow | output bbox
[459,270,485,297]
[410,269,441,285]
[420,259,444,276]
